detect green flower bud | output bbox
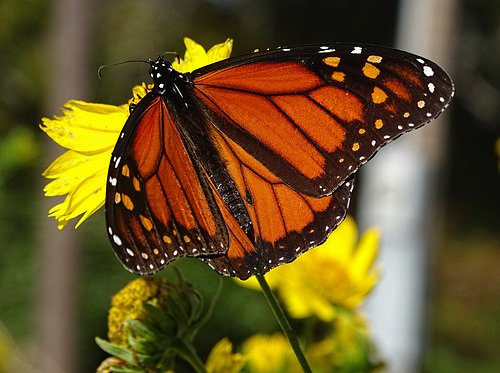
[96,274,209,372]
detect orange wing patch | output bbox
[383,77,411,101]
[362,62,381,79]
[196,86,328,180]
[371,87,388,104]
[194,62,323,94]
[132,97,163,178]
[309,86,364,123]
[271,94,346,153]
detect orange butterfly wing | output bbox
[105,94,229,274]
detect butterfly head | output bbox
[149,57,189,96]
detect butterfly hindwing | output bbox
[202,127,353,279]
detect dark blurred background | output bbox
[1,0,499,372]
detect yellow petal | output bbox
[172,37,233,73]
[48,167,107,229]
[325,216,357,264]
[40,100,126,152]
[350,227,380,280]
[43,149,111,182]
[205,338,246,373]
[242,333,293,373]
[206,38,233,64]
[42,39,231,229]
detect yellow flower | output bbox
[205,338,246,373]
[41,38,233,229]
[107,277,167,346]
[237,216,380,321]
[305,310,384,372]
[242,333,296,373]
[172,37,233,73]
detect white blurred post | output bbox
[357,0,456,372]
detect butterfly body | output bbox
[105,43,453,279]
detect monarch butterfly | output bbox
[105,43,453,280]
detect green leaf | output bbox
[126,318,161,341]
[143,302,176,336]
[95,337,137,366]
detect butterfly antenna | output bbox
[98,59,149,79]
[160,51,181,63]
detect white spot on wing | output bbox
[351,46,362,54]
[113,235,122,246]
[318,47,336,53]
[423,65,434,77]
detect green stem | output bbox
[172,338,207,373]
[256,274,313,373]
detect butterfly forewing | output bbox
[192,43,453,198]
[105,93,229,275]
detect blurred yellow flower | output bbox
[40,38,232,229]
[242,333,296,373]
[205,338,246,373]
[237,216,380,321]
[305,310,384,372]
